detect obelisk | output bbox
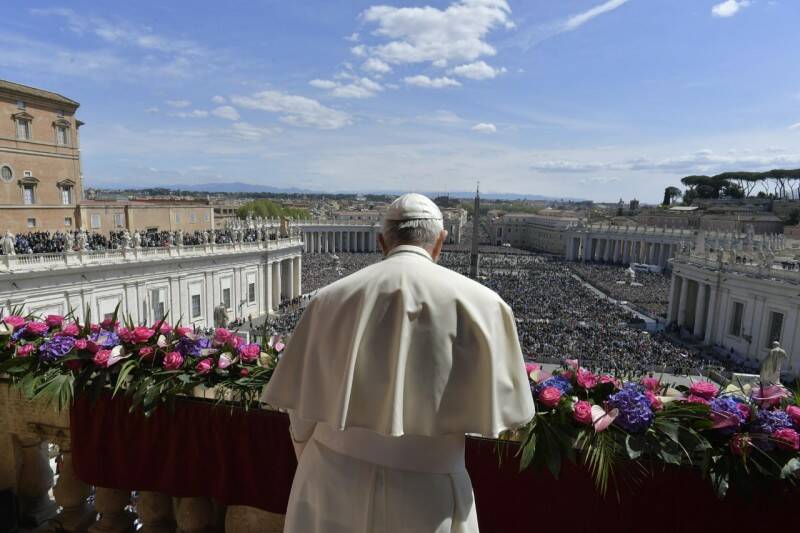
[469,184,480,279]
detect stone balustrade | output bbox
[672,253,800,284]
[0,381,286,532]
[0,237,303,274]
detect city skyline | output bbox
[3,0,800,202]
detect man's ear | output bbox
[431,229,447,262]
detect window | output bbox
[191,294,202,319]
[248,282,256,303]
[90,214,101,229]
[61,186,73,205]
[222,288,231,309]
[729,301,744,337]
[175,213,181,224]
[0,166,11,182]
[64,217,72,227]
[27,218,36,228]
[114,213,125,227]
[16,100,25,110]
[151,289,167,321]
[56,125,69,146]
[23,184,35,205]
[16,119,31,140]
[766,312,784,347]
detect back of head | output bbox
[382,193,443,250]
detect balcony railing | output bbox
[673,254,800,284]
[0,237,303,274]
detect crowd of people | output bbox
[300,252,383,293]
[569,263,672,318]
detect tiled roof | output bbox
[0,79,79,107]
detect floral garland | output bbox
[0,310,282,415]
[517,360,800,497]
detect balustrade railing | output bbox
[674,254,800,283]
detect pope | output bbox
[263,193,535,533]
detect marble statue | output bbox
[213,304,229,328]
[176,230,184,247]
[200,230,208,245]
[760,341,787,385]
[1,230,15,256]
[122,229,132,249]
[76,230,88,251]
[133,230,141,249]
[64,231,75,252]
[166,232,174,247]
[279,217,289,238]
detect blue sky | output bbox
[3,0,800,202]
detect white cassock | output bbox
[263,245,535,533]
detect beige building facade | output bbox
[0,80,82,233]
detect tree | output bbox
[662,186,682,206]
[236,199,309,219]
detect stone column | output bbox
[272,262,281,310]
[225,506,285,533]
[88,487,135,533]
[693,283,708,338]
[666,274,678,323]
[174,497,218,533]
[293,255,302,297]
[283,259,293,301]
[704,286,718,345]
[677,276,689,327]
[137,492,175,533]
[315,232,321,254]
[581,236,591,261]
[53,449,95,532]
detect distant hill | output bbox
[161,182,317,194]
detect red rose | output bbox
[45,315,64,327]
[573,400,593,425]
[539,387,562,408]
[689,382,719,400]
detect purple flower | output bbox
[90,330,120,349]
[11,326,26,342]
[710,397,746,434]
[177,336,211,357]
[38,336,76,362]
[749,409,794,435]
[607,383,654,433]
[533,376,573,398]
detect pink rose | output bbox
[640,377,660,392]
[100,318,118,331]
[599,375,620,388]
[577,368,598,389]
[45,315,64,327]
[524,362,540,376]
[238,343,261,363]
[564,358,579,370]
[60,323,80,337]
[3,316,26,329]
[195,358,214,375]
[26,322,49,336]
[16,344,34,357]
[154,322,172,335]
[737,403,751,423]
[686,394,710,405]
[138,347,155,360]
[74,339,88,350]
[90,323,101,333]
[561,370,574,381]
[217,353,233,369]
[162,351,184,370]
[646,391,663,411]
[689,382,719,400]
[539,387,562,408]
[240,368,250,377]
[93,349,111,367]
[573,400,593,425]
[787,405,800,426]
[214,328,233,344]
[117,327,133,343]
[730,434,750,456]
[773,428,800,451]
[175,326,192,337]
[132,327,155,344]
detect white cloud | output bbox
[166,99,191,108]
[789,122,800,130]
[472,122,497,133]
[579,176,622,185]
[231,122,278,141]
[404,75,461,88]
[351,45,367,57]
[360,0,514,67]
[310,77,383,99]
[145,107,159,114]
[231,90,352,129]
[711,0,751,17]
[211,106,240,120]
[362,57,392,74]
[211,95,227,104]
[345,32,360,42]
[449,60,506,80]
[171,109,209,118]
[564,0,630,31]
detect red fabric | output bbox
[71,395,800,531]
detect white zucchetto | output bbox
[384,193,443,221]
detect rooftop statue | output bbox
[760,341,787,385]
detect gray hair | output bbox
[381,218,443,249]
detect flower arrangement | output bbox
[0,306,283,415]
[517,361,800,497]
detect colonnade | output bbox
[267,255,301,311]
[666,274,719,344]
[302,229,377,253]
[566,235,679,268]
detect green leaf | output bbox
[625,434,646,460]
[112,359,137,397]
[780,458,800,479]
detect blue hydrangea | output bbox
[607,383,654,433]
[176,336,211,357]
[38,336,76,362]
[749,409,793,434]
[90,330,120,348]
[533,376,573,398]
[11,326,26,342]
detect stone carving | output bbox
[213,304,229,328]
[279,217,289,238]
[176,230,184,247]
[760,341,787,385]
[166,232,174,247]
[64,231,75,252]
[122,229,132,249]
[1,230,16,256]
[133,231,142,249]
[76,230,88,251]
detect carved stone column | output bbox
[138,491,176,533]
[224,505,285,533]
[52,449,95,532]
[174,497,219,533]
[88,487,135,533]
[15,436,58,527]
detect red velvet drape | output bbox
[71,395,800,531]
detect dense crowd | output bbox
[1,229,276,254]
[301,252,383,293]
[569,263,672,318]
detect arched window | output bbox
[0,165,12,182]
